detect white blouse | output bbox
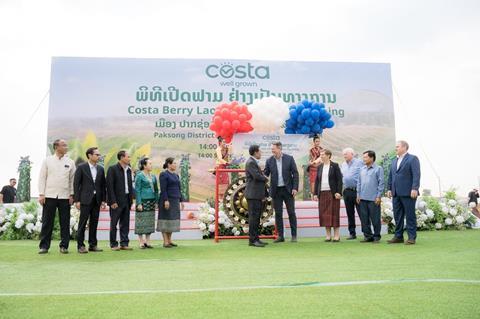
[320,164,330,191]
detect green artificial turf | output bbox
[1,230,479,318]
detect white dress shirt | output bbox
[320,164,331,191]
[89,162,97,194]
[397,153,407,170]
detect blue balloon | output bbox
[301,108,311,119]
[289,109,297,118]
[324,120,335,128]
[301,100,310,107]
[286,119,295,129]
[311,109,320,120]
[312,124,321,133]
[317,127,323,135]
[319,109,329,121]
[324,112,332,120]
[295,129,302,134]
[296,104,305,114]
[311,103,321,110]
[297,116,305,124]
[319,103,325,108]
[285,128,295,134]
[289,105,296,110]
[305,118,314,126]
[301,125,311,134]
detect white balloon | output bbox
[248,96,289,133]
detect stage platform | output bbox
[96,201,387,240]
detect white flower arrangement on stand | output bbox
[381,190,478,233]
[194,201,275,239]
[0,201,43,240]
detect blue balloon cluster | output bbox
[284,100,335,135]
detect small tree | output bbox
[17,156,32,202]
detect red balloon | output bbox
[246,111,252,120]
[233,105,242,113]
[222,120,231,130]
[220,103,229,109]
[238,121,253,133]
[231,101,239,106]
[230,111,238,121]
[221,108,230,118]
[224,135,233,143]
[232,120,240,130]
[214,109,221,116]
[209,123,217,131]
[240,105,247,113]
[238,114,247,122]
[214,116,222,126]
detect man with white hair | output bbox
[341,147,363,240]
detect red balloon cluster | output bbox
[209,101,253,143]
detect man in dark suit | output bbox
[73,147,106,253]
[387,140,421,245]
[245,144,268,247]
[106,150,134,250]
[264,141,299,243]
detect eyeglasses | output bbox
[93,153,101,157]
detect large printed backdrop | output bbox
[48,57,395,201]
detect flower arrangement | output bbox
[195,201,275,239]
[381,190,478,233]
[0,201,81,240]
[0,201,42,240]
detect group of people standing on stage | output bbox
[37,139,184,254]
[37,135,421,253]
[244,137,421,247]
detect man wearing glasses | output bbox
[73,147,106,253]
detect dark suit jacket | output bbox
[264,154,299,198]
[159,171,184,202]
[73,162,106,205]
[314,162,343,196]
[106,163,133,207]
[245,157,268,200]
[388,153,420,197]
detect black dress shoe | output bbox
[145,244,154,248]
[387,237,404,244]
[346,235,357,240]
[291,236,297,243]
[249,241,265,247]
[78,247,88,254]
[59,247,69,254]
[168,242,177,247]
[258,240,268,245]
[88,246,103,252]
[372,240,381,244]
[360,239,374,243]
[38,248,48,254]
[405,239,416,245]
[273,237,285,243]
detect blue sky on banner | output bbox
[0,0,479,196]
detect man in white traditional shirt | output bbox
[38,139,76,254]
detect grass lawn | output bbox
[1,230,479,318]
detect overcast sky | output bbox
[0,0,479,196]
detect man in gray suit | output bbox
[245,144,268,247]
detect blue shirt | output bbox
[357,163,384,201]
[341,158,363,189]
[275,155,285,187]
